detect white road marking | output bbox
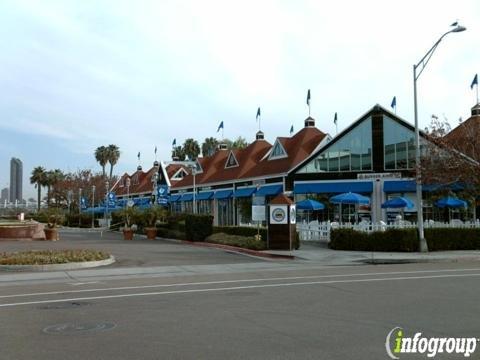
[1,268,479,299]
[1,272,479,308]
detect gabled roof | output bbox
[291,104,421,174]
[444,108,480,161]
[172,125,326,189]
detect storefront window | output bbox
[383,116,415,170]
[298,117,372,173]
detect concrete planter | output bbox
[145,228,157,240]
[123,228,134,240]
[44,228,59,241]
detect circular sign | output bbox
[127,200,134,208]
[272,208,286,222]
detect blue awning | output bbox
[196,191,214,200]
[214,189,233,199]
[180,193,193,202]
[294,181,372,194]
[256,184,283,197]
[234,187,256,198]
[169,194,181,202]
[384,180,447,193]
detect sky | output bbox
[0,0,479,198]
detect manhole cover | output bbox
[43,322,116,335]
[38,301,91,310]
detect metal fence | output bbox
[297,220,480,242]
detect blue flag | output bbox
[256,107,261,120]
[137,152,141,160]
[80,197,88,209]
[154,146,157,154]
[217,121,224,132]
[334,112,338,125]
[471,74,478,89]
[107,192,116,207]
[306,89,311,105]
[290,125,294,135]
[391,96,396,109]
[172,138,176,147]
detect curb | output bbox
[180,241,295,260]
[0,255,116,272]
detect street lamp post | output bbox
[92,185,96,228]
[104,180,110,228]
[125,178,131,210]
[78,188,82,227]
[413,24,466,252]
[152,173,159,207]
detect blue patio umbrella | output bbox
[381,197,414,209]
[296,199,325,210]
[435,196,468,209]
[329,192,370,205]
[329,192,370,224]
[297,199,325,223]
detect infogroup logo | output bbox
[385,327,478,359]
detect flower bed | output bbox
[0,249,110,265]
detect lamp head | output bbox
[451,25,466,33]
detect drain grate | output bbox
[43,322,116,335]
[38,301,91,310]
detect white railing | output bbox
[296,220,480,242]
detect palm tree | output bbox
[182,138,201,160]
[95,146,109,177]
[30,166,46,211]
[48,169,64,206]
[202,137,219,157]
[106,144,120,180]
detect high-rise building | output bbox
[0,187,8,203]
[9,158,23,203]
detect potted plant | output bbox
[44,209,64,241]
[121,207,138,240]
[143,206,165,240]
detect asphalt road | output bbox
[1,261,479,359]
[0,229,263,267]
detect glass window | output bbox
[298,117,372,173]
[383,116,415,170]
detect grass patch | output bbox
[0,249,110,265]
[205,233,267,250]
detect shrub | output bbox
[185,214,213,241]
[0,249,110,265]
[64,213,96,228]
[329,228,418,252]
[157,228,186,240]
[425,228,480,251]
[213,226,267,241]
[206,233,267,250]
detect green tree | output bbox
[182,138,201,160]
[106,144,121,180]
[45,169,64,207]
[30,166,47,211]
[94,146,109,177]
[202,137,219,157]
[231,136,248,150]
[172,146,186,161]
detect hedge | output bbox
[206,233,267,250]
[213,226,268,242]
[329,228,480,252]
[157,228,187,240]
[329,228,418,252]
[425,228,480,251]
[64,214,98,228]
[185,214,213,241]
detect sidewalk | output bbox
[263,243,480,265]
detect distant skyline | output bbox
[0,0,479,198]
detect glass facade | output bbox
[298,117,372,173]
[383,116,415,170]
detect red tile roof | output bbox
[172,125,326,189]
